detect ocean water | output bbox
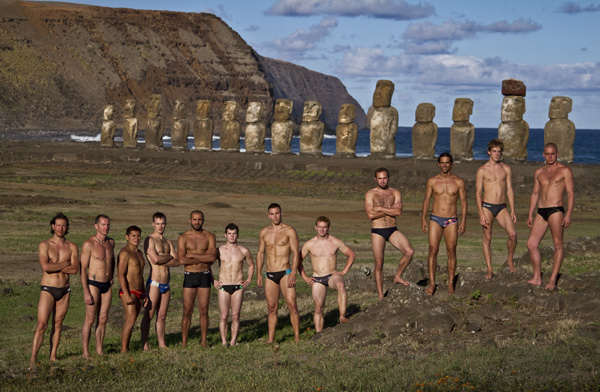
[71,127,600,164]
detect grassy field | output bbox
[1,150,599,391]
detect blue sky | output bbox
[38,0,600,129]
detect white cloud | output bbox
[336,49,600,93]
[267,16,338,59]
[403,18,540,42]
[558,2,600,14]
[265,0,435,20]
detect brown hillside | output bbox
[0,0,365,132]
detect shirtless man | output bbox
[178,210,218,347]
[81,214,115,358]
[422,153,467,295]
[364,167,415,300]
[214,223,255,346]
[117,225,148,353]
[300,216,356,332]
[31,213,79,366]
[475,139,518,280]
[140,212,179,350]
[256,203,301,343]
[526,143,574,290]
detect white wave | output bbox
[71,134,100,142]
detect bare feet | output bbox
[142,344,151,351]
[544,280,557,291]
[447,281,455,295]
[484,271,493,281]
[507,260,517,273]
[527,277,542,286]
[425,284,436,296]
[340,317,349,323]
[393,276,410,286]
[82,352,91,359]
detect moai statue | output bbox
[412,103,438,159]
[369,80,398,158]
[145,94,163,149]
[335,103,358,157]
[193,100,214,151]
[450,98,475,161]
[299,101,325,155]
[220,101,241,152]
[122,99,138,148]
[498,79,529,162]
[171,100,189,150]
[100,105,116,148]
[271,98,294,154]
[244,102,266,153]
[544,96,575,163]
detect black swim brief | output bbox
[183,270,212,289]
[371,227,398,241]
[88,279,112,294]
[482,202,507,218]
[313,274,332,287]
[220,284,243,295]
[41,285,71,301]
[430,215,458,228]
[266,269,292,285]
[538,206,565,221]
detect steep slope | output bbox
[0,0,365,132]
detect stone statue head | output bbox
[338,104,356,124]
[123,99,136,118]
[222,101,239,121]
[103,105,114,121]
[501,96,526,122]
[196,100,211,119]
[548,96,572,119]
[415,103,436,122]
[173,100,186,119]
[302,101,322,122]
[274,99,293,121]
[372,79,395,107]
[246,102,263,123]
[452,98,473,122]
[147,94,162,119]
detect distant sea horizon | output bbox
[69,127,599,164]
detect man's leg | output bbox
[197,287,211,347]
[388,231,414,285]
[121,295,139,353]
[49,292,70,362]
[329,275,348,323]
[426,223,443,295]
[280,275,300,342]
[311,282,327,332]
[181,287,197,347]
[496,209,518,272]
[527,215,549,286]
[481,208,495,280]
[229,289,244,346]
[95,290,112,355]
[443,224,459,295]
[31,291,54,366]
[81,286,100,358]
[370,233,387,300]
[141,284,160,350]
[264,278,280,343]
[217,290,231,346]
[546,212,566,290]
[156,290,170,348]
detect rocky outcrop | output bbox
[0,0,365,132]
[259,56,367,131]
